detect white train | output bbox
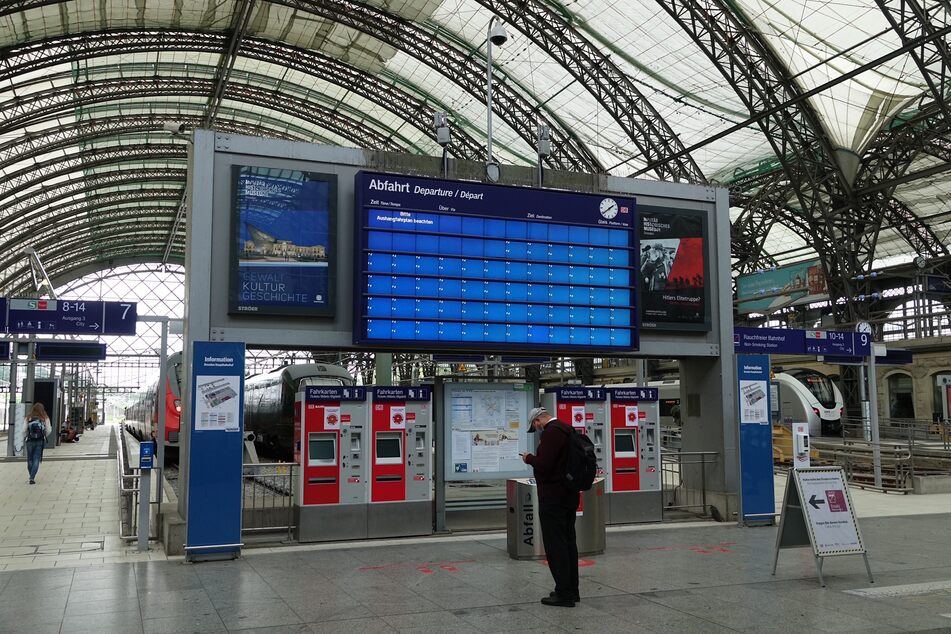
[615,368,843,436]
[774,368,844,436]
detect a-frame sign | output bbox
[772,466,874,587]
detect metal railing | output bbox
[804,417,951,492]
[241,463,296,541]
[841,417,951,451]
[661,449,718,519]
[117,426,144,541]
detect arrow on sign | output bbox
[809,494,826,510]
[90,323,100,329]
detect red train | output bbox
[124,351,183,450]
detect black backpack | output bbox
[564,426,597,492]
[27,419,45,441]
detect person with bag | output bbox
[521,406,581,607]
[22,402,52,484]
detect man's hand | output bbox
[521,452,533,464]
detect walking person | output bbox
[22,403,52,484]
[521,407,580,607]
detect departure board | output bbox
[353,172,638,353]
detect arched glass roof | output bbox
[0,0,949,303]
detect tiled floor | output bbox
[0,516,949,633]
[0,424,166,571]
[1,428,950,632]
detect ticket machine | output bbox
[541,387,608,465]
[294,386,369,542]
[605,387,661,523]
[368,386,433,537]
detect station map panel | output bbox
[353,172,638,352]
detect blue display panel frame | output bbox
[353,172,639,353]
[228,166,337,318]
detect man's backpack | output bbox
[27,419,45,441]
[564,427,597,492]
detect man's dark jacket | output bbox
[526,419,574,499]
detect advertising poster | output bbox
[736,259,828,314]
[230,166,337,317]
[638,206,709,331]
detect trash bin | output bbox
[506,477,605,560]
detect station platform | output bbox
[0,432,950,631]
[0,423,165,572]
[0,514,948,632]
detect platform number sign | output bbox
[4,298,136,335]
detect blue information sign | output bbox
[353,172,638,353]
[544,386,607,401]
[0,298,6,332]
[607,387,659,401]
[6,298,136,335]
[305,386,367,401]
[139,441,155,470]
[34,342,107,362]
[186,341,244,560]
[733,327,806,355]
[734,327,871,357]
[804,329,854,356]
[737,353,775,524]
[371,386,432,401]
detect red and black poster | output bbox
[638,207,710,331]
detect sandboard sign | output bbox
[772,466,874,587]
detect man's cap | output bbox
[527,407,548,432]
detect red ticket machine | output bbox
[368,386,432,538]
[540,386,607,443]
[605,387,661,523]
[294,386,368,542]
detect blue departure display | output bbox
[353,172,638,352]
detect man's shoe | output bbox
[29,480,34,484]
[541,595,575,607]
[549,591,580,602]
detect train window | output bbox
[170,361,184,397]
[375,433,403,464]
[614,430,637,456]
[301,376,350,387]
[308,433,336,466]
[887,374,914,419]
[786,369,836,407]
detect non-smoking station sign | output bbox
[734,327,871,357]
[353,172,638,353]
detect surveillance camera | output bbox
[488,22,508,46]
[163,122,187,135]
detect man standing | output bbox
[521,406,579,607]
